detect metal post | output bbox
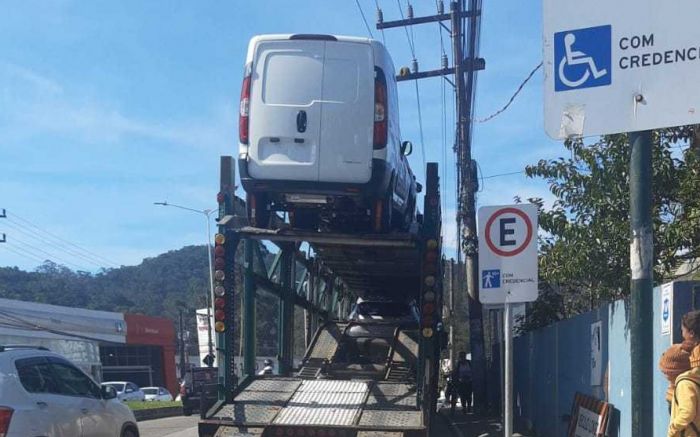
[449,259,455,367]
[278,245,294,375]
[504,303,513,437]
[205,214,215,366]
[628,130,654,437]
[179,308,187,380]
[243,238,256,377]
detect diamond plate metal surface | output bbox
[273,379,370,426]
[234,390,293,404]
[392,331,419,363]
[365,395,418,410]
[309,325,342,360]
[358,409,423,428]
[356,432,403,437]
[212,403,281,425]
[243,378,302,393]
[370,383,416,397]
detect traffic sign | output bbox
[543,0,700,139]
[478,204,538,304]
[661,283,672,336]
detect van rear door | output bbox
[248,40,324,182]
[318,41,374,184]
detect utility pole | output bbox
[628,130,654,437]
[178,307,187,380]
[377,0,487,413]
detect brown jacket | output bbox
[661,341,697,402]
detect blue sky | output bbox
[0,0,560,271]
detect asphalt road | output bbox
[138,415,199,437]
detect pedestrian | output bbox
[258,358,274,375]
[661,311,700,413]
[668,344,700,436]
[451,351,472,415]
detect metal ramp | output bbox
[386,330,419,382]
[298,322,346,378]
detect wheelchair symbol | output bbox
[558,33,608,88]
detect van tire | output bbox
[247,193,271,228]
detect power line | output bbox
[374,0,387,45]
[413,80,427,172]
[355,0,375,39]
[395,0,416,57]
[2,245,46,265]
[482,170,525,179]
[475,61,543,123]
[6,211,120,267]
[4,239,89,271]
[2,219,106,269]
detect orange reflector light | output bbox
[214,285,225,297]
[214,270,225,281]
[427,239,438,249]
[422,327,434,338]
[215,321,225,332]
[215,233,226,245]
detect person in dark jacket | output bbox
[451,351,472,414]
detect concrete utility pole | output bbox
[178,307,187,380]
[377,0,487,412]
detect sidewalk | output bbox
[437,407,535,437]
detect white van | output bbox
[238,34,419,232]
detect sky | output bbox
[0,0,561,271]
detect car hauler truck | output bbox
[198,158,443,437]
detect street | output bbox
[138,415,200,437]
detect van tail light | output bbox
[239,63,252,144]
[0,407,13,437]
[373,68,388,149]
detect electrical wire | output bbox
[474,61,543,123]
[395,0,416,57]
[5,218,104,269]
[2,245,46,264]
[0,309,122,344]
[413,80,427,173]
[5,211,120,267]
[355,0,375,39]
[4,238,89,271]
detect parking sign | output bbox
[478,205,538,304]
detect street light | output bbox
[154,201,216,367]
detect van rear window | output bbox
[322,58,359,103]
[263,53,323,106]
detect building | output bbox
[0,297,178,395]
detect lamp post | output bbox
[155,201,216,367]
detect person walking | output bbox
[661,311,700,413]
[451,351,473,415]
[668,344,700,436]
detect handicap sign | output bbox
[554,25,612,91]
[662,299,670,321]
[661,283,672,336]
[482,269,501,289]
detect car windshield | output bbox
[104,383,125,392]
[357,302,411,318]
[142,388,158,395]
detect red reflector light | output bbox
[217,192,225,204]
[215,310,225,321]
[0,407,13,437]
[239,65,252,144]
[215,257,225,269]
[423,303,435,315]
[215,246,225,257]
[215,297,225,308]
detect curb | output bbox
[133,406,183,422]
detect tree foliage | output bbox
[518,126,700,331]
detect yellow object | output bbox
[215,321,226,332]
[668,361,700,436]
[215,233,226,245]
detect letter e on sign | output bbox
[478,204,539,304]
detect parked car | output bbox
[180,366,218,416]
[0,345,139,437]
[142,386,173,402]
[101,381,145,402]
[238,34,420,232]
[348,297,419,325]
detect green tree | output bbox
[518,127,700,331]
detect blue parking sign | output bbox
[554,25,612,91]
[482,269,501,289]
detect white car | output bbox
[142,387,172,402]
[0,346,139,437]
[101,382,145,402]
[239,34,419,232]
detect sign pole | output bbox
[504,302,513,437]
[628,129,654,437]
